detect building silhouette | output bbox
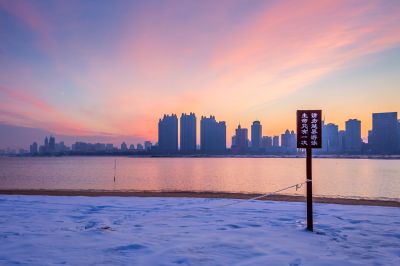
[324,123,339,153]
[281,129,296,152]
[30,142,38,154]
[232,124,248,154]
[49,136,56,153]
[338,130,346,152]
[200,115,226,154]
[120,142,128,151]
[369,112,398,154]
[144,141,152,151]
[44,136,49,152]
[272,136,279,147]
[398,119,400,151]
[345,119,362,153]
[137,143,144,150]
[180,113,197,153]
[158,114,178,153]
[251,121,262,151]
[261,136,272,148]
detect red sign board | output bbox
[296,110,322,149]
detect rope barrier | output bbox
[214,179,311,208]
[133,179,311,227]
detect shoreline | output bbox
[2,154,400,159]
[1,189,399,207]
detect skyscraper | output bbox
[370,112,398,154]
[30,142,38,154]
[120,142,128,151]
[158,114,178,153]
[251,121,262,151]
[49,136,56,153]
[273,136,279,147]
[345,119,362,153]
[261,136,272,148]
[280,130,296,152]
[180,113,197,153]
[338,130,346,152]
[325,123,339,152]
[44,136,49,152]
[200,115,226,154]
[398,120,400,152]
[144,141,152,151]
[232,124,248,154]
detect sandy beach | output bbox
[1,189,398,207]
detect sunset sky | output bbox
[1,0,400,146]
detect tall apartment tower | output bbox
[251,121,262,150]
[158,114,178,153]
[180,113,197,153]
[272,136,280,147]
[200,115,226,154]
[325,123,339,152]
[345,119,362,153]
[370,112,398,154]
[232,124,248,154]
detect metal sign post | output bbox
[297,110,322,232]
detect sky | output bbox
[1,0,400,147]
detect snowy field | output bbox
[0,196,399,265]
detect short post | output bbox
[306,148,313,231]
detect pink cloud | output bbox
[1,0,399,142]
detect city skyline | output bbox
[1,1,400,146]
[4,111,399,155]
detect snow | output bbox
[0,196,399,265]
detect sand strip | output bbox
[0,189,399,207]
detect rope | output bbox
[133,179,312,226]
[215,179,311,208]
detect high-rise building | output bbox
[251,121,262,151]
[158,114,178,153]
[398,120,400,152]
[137,143,144,150]
[120,142,128,151]
[144,141,152,151]
[280,130,296,152]
[338,130,346,152]
[200,115,226,154]
[273,136,279,147]
[180,113,197,153]
[325,123,339,152]
[370,112,398,154]
[106,144,114,151]
[261,136,272,148]
[129,144,135,150]
[345,119,362,153]
[56,141,66,153]
[44,136,49,152]
[232,124,248,154]
[30,142,38,154]
[49,136,56,153]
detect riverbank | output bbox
[1,189,399,207]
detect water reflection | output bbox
[0,157,399,200]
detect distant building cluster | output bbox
[22,137,153,156]
[155,111,400,155]
[29,136,67,155]
[318,112,400,155]
[2,111,399,156]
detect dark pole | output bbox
[306,147,313,231]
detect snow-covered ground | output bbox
[0,196,399,265]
